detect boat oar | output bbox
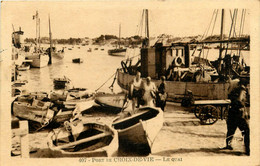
[55,132,111,150]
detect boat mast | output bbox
[118,24,121,49]
[49,15,53,52]
[218,9,225,73]
[34,11,40,51]
[39,18,41,49]
[35,11,37,48]
[48,14,53,64]
[145,9,149,47]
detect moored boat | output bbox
[47,15,65,64]
[108,49,126,56]
[17,62,30,71]
[108,24,126,57]
[53,77,70,90]
[26,11,50,68]
[26,53,49,68]
[12,99,55,130]
[95,92,127,112]
[112,106,163,153]
[64,89,95,110]
[72,58,83,63]
[116,9,249,102]
[47,120,118,157]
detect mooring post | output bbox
[19,121,29,158]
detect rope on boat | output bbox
[95,71,117,93]
[109,70,118,92]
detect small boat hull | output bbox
[47,121,118,157]
[72,58,83,63]
[95,93,127,111]
[17,63,30,71]
[64,97,95,110]
[12,100,54,125]
[108,49,126,56]
[51,52,64,64]
[112,107,163,153]
[27,53,49,68]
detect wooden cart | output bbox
[193,99,231,125]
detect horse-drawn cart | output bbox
[193,99,231,125]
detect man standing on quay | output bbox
[222,78,250,155]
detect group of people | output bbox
[128,71,167,112]
[127,71,250,156]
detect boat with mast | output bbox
[25,11,49,68]
[46,14,64,64]
[116,9,250,102]
[108,24,126,56]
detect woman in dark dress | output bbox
[156,76,167,111]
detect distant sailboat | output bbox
[108,24,126,56]
[26,11,49,68]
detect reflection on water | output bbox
[19,45,249,93]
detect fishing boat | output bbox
[47,15,65,64]
[116,9,250,102]
[26,53,49,68]
[12,99,55,129]
[95,93,127,112]
[87,48,92,52]
[17,62,30,71]
[72,58,83,63]
[26,11,49,68]
[53,77,70,90]
[108,24,126,57]
[112,106,163,153]
[47,120,118,157]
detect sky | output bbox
[1,1,250,39]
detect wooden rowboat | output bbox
[112,106,163,153]
[95,93,127,112]
[64,96,95,110]
[47,120,118,157]
[12,99,55,127]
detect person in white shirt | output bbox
[142,76,157,107]
[129,72,143,111]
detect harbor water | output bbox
[19,45,141,93]
[18,45,249,93]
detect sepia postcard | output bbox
[0,0,259,166]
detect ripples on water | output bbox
[19,44,249,93]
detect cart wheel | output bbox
[198,105,219,125]
[194,106,203,118]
